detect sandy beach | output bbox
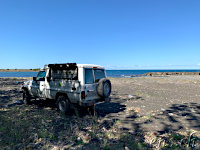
[1,76,200,149]
[110,76,200,132]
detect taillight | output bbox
[81,91,85,99]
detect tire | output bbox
[56,95,71,114]
[97,78,111,98]
[23,89,31,105]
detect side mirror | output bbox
[39,78,45,81]
[33,77,36,81]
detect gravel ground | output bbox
[107,76,200,134]
[1,76,200,135]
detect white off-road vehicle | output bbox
[21,63,111,114]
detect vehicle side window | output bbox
[94,69,106,82]
[51,68,78,80]
[85,69,94,84]
[36,71,46,81]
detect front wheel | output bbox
[23,89,31,104]
[56,95,71,114]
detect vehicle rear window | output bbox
[94,69,106,82]
[85,69,94,84]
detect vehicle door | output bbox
[31,71,46,97]
[84,69,99,100]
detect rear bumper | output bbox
[80,97,111,107]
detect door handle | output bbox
[87,90,94,92]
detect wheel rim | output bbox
[104,82,110,96]
[59,100,67,111]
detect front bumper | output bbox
[80,97,111,107]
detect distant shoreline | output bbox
[0,69,39,72]
[1,69,200,77]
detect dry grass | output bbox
[1,77,200,149]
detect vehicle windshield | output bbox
[36,71,46,81]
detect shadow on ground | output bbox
[30,98,127,118]
[116,102,200,135]
[150,102,200,133]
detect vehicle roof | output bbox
[77,64,105,69]
[43,63,105,70]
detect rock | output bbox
[77,137,81,141]
[161,108,166,111]
[143,72,200,76]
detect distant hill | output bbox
[0,69,39,72]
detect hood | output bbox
[23,80,33,86]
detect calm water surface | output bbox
[0,72,38,77]
[0,70,200,78]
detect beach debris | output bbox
[168,113,174,116]
[161,108,166,111]
[77,136,81,141]
[125,146,130,150]
[191,109,196,113]
[128,95,134,99]
[99,137,103,140]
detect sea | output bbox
[0,70,200,78]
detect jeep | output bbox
[21,63,111,114]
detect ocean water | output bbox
[106,70,200,78]
[0,72,38,77]
[0,70,200,78]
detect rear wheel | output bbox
[23,89,31,104]
[97,78,111,98]
[56,95,71,114]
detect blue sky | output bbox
[0,0,200,69]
